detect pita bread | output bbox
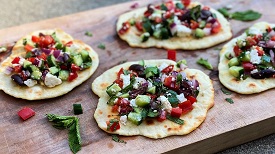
[117,1,232,50]
[92,59,214,139]
[219,22,275,94]
[0,29,99,100]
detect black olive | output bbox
[180,10,191,21]
[200,10,212,20]
[11,74,25,86]
[179,81,194,97]
[251,69,275,79]
[129,64,145,77]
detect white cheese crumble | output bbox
[18,58,25,65]
[129,99,137,107]
[148,81,153,88]
[133,77,147,89]
[158,63,169,71]
[173,16,181,25]
[23,79,37,87]
[44,73,62,88]
[148,12,162,20]
[176,93,187,103]
[70,44,80,52]
[248,27,262,35]
[203,28,211,36]
[176,25,192,37]
[158,96,172,113]
[250,69,258,74]
[250,49,261,64]
[120,74,131,88]
[0,47,7,52]
[120,115,127,125]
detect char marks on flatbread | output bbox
[219,22,275,94]
[92,59,214,138]
[117,2,232,50]
[0,29,99,100]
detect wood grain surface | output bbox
[0,0,274,153]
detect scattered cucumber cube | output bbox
[58,70,69,81]
[194,28,205,38]
[49,66,60,75]
[229,66,244,78]
[47,55,57,67]
[23,60,32,69]
[73,54,83,66]
[128,112,142,125]
[106,83,121,96]
[135,95,150,107]
[31,71,42,80]
[80,50,90,62]
[228,57,240,67]
[146,86,156,94]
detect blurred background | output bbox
[0,0,274,153]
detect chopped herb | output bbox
[218,7,231,18]
[73,104,83,115]
[221,88,232,95]
[166,115,184,125]
[46,114,82,154]
[97,43,106,50]
[225,98,234,104]
[197,58,213,70]
[112,135,127,144]
[190,5,201,21]
[85,31,93,37]
[218,7,262,21]
[23,38,27,45]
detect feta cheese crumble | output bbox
[133,77,147,89]
[120,115,127,125]
[23,79,37,87]
[176,25,192,37]
[250,49,261,64]
[130,99,137,107]
[120,74,131,88]
[158,96,172,113]
[176,93,187,103]
[44,73,62,87]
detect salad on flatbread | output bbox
[117,0,232,50]
[0,29,99,100]
[92,59,214,139]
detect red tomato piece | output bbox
[233,45,242,57]
[31,36,40,43]
[164,11,172,19]
[164,76,173,87]
[24,44,34,52]
[255,46,264,56]
[60,65,68,70]
[181,0,191,6]
[187,96,197,104]
[71,63,80,72]
[171,108,183,118]
[65,41,73,47]
[38,52,47,60]
[271,36,275,41]
[211,21,221,34]
[117,68,124,79]
[167,50,176,61]
[114,79,123,88]
[161,65,174,74]
[11,57,21,64]
[165,1,175,10]
[242,62,255,71]
[13,65,22,73]
[178,100,193,114]
[68,72,78,81]
[27,57,36,64]
[111,105,119,113]
[144,10,153,17]
[267,26,272,32]
[135,21,143,32]
[39,35,54,48]
[246,36,257,47]
[18,107,35,121]
[110,121,120,132]
[205,23,212,28]
[155,17,162,24]
[190,20,199,29]
[157,110,167,122]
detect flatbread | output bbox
[219,22,275,94]
[0,29,99,100]
[92,59,214,139]
[117,1,232,50]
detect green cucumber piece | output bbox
[80,50,90,62]
[147,110,159,118]
[176,3,184,9]
[29,65,39,72]
[146,86,156,94]
[135,95,150,107]
[160,28,169,40]
[73,54,83,66]
[119,93,129,98]
[49,66,60,75]
[106,83,121,96]
[58,70,69,81]
[194,28,205,38]
[225,52,233,60]
[153,30,161,39]
[229,66,244,78]
[23,60,32,69]
[73,104,83,115]
[128,112,142,125]
[31,71,42,80]
[199,21,206,28]
[141,32,150,42]
[239,52,250,62]
[107,96,118,105]
[65,46,72,53]
[142,19,153,34]
[47,55,57,67]
[228,57,240,67]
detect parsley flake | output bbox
[112,135,127,144]
[197,58,213,70]
[85,31,93,37]
[166,115,184,125]
[221,88,232,95]
[97,43,106,50]
[225,98,234,104]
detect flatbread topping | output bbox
[92,59,214,138]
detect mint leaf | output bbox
[197,58,213,70]
[190,5,201,21]
[218,7,231,18]
[112,135,127,144]
[97,43,106,50]
[166,115,184,125]
[231,10,261,21]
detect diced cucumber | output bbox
[58,70,69,81]
[128,112,142,125]
[239,52,250,62]
[228,57,240,67]
[80,50,90,62]
[141,32,150,42]
[160,28,169,40]
[47,55,57,67]
[73,54,83,66]
[55,43,63,50]
[194,28,205,38]
[73,104,83,115]
[129,18,135,26]
[31,71,42,80]
[49,66,60,75]
[147,110,159,118]
[237,39,245,48]
[106,83,121,96]
[135,95,150,107]
[65,46,72,53]
[118,93,129,98]
[23,60,32,69]
[29,65,39,72]
[153,30,162,39]
[199,21,206,28]
[146,86,156,94]
[176,59,187,67]
[142,19,153,34]
[225,52,233,60]
[145,71,154,78]
[133,107,143,113]
[107,96,118,105]
[229,66,244,78]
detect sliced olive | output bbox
[11,74,24,86]
[251,69,275,79]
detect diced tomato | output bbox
[24,44,34,52]
[211,21,221,34]
[155,5,161,10]
[114,79,123,88]
[117,68,124,79]
[14,65,22,73]
[135,21,143,32]
[271,36,275,41]
[267,26,272,32]
[181,0,191,6]
[39,35,54,48]
[68,72,78,81]
[147,94,157,100]
[65,41,73,47]
[111,105,119,113]
[171,108,183,118]
[154,17,162,24]
[161,65,174,74]
[167,50,176,61]
[20,70,29,81]
[187,96,197,104]
[165,1,175,10]
[202,6,210,10]
[18,107,35,121]
[164,76,173,87]
[11,57,21,64]
[144,10,153,17]
[178,100,193,114]
[175,8,184,15]
[37,52,47,60]
[255,46,264,56]
[106,120,120,132]
[233,45,242,57]
[242,62,255,71]
[164,11,172,19]
[27,57,36,64]
[190,20,199,29]
[118,22,131,35]
[157,110,167,122]
[205,23,212,28]
[71,63,80,72]
[246,36,257,47]
[31,36,40,43]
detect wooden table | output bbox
[0,0,274,153]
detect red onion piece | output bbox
[33,58,40,66]
[192,79,199,90]
[63,53,70,62]
[208,18,217,24]
[53,50,61,58]
[42,48,51,55]
[4,66,14,75]
[270,50,275,66]
[266,40,275,48]
[130,2,139,9]
[56,55,64,63]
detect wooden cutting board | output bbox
[0,0,274,153]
